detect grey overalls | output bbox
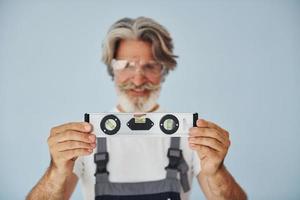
[94,137,191,200]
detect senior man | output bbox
[27,17,247,200]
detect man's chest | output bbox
[84,138,172,182]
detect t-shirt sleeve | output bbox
[192,151,201,177]
[73,156,84,178]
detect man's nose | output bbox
[131,73,147,86]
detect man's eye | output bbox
[144,64,156,70]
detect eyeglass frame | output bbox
[111,58,166,78]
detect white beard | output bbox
[116,86,161,112]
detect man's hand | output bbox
[26,122,96,200]
[188,119,230,176]
[188,119,247,199]
[47,122,96,175]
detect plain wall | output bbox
[0,0,299,199]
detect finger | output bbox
[189,137,225,152]
[51,122,92,135]
[190,143,213,153]
[197,119,230,138]
[197,119,224,133]
[189,143,206,159]
[189,144,217,160]
[56,141,96,152]
[61,148,93,160]
[49,130,96,145]
[189,127,226,144]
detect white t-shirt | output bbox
[73,107,201,200]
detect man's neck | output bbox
[117,104,160,113]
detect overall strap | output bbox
[94,138,109,183]
[166,137,190,192]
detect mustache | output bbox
[118,82,161,91]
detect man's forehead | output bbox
[115,39,154,61]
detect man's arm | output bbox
[26,163,78,200]
[198,165,247,200]
[189,119,247,200]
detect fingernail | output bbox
[189,144,196,150]
[197,119,205,127]
[89,135,95,141]
[85,124,91,131]
[90,143,96,148]
[200,118,206,123]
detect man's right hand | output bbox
[47,122,96,175]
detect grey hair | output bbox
[101,17,178,79]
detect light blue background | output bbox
[0,0,299,199]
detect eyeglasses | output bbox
[111,59,164,78]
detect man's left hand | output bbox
[188,119,231,176]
